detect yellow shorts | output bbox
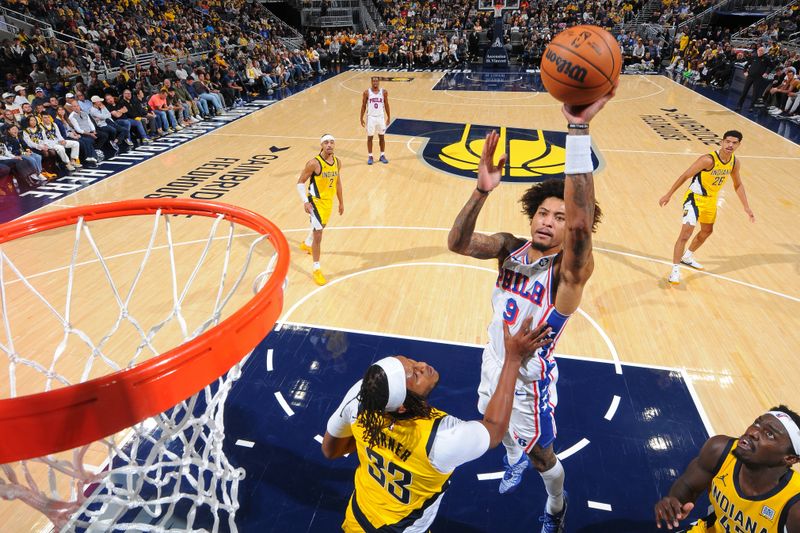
[342,498,363,532]
[309,197,332,228]
[682,191,717,226]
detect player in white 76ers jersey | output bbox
[447,83,616,533]
[360,76,391,165]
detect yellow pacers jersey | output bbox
[689,439,800,533]
[688,151,735,198]
[308,154,339,203]
[344,410,452,532]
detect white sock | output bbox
[380,152,385,157]
[682,250,693,260]
[502,433,523,465]
[539,459,565,515]
[673,263,680,270]
[313,261,320,270]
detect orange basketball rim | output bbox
[0,199,290,464]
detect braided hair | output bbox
[356,362,435,449]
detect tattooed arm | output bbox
[448,130,519,260]
[555,83,617,315]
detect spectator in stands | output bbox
[166,86,192,127]
[56,104,99,165]
[23,116,72,172]
[0,140,45,188]
[191,75,223,116]
[173,80,202,123]
[40,113,82,169]
[75,90,93,114]
[3,123,51,181]
[184,77,213,117]
[68,97,110,155]
[134,88,163,137]
[89,95,127,151]
[2,93,21,123]
[106,94,151,144]
[198,73,227,111]
[1,110,17,133]
[148,88,181,133]
[13,85,29,108]
[768,67,800,119]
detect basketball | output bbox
[540,25,622,106]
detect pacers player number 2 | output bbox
[365,448,413,503]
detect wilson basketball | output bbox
[540,25,622,106]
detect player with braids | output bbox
[357,365,433,449]
[322,318,552,532]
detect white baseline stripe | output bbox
[587,501,613,511]
[279,262,622,372]
[680,367,715,436]
[556,438,590,461]
[664,75,800,148]
[266,348,274,371]
[605,395,622,420]
[477,471,504,481]
[280,321,700,373]
[235,439,255,448]
[274,391,295,417]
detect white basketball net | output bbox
[0,208,280,532]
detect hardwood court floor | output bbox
[4,71,799,531]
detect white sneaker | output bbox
[669,266,681,285]
[681,254,704,270]
[66,163,76,171]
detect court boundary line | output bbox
[278,320,714,471]
[9,102,277,221]
[280,319,670,374]
[278,261,623,372]
[10,70,356,223]
[664,75,800,148]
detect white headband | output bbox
[374,357,407,412]
[320,134,335,143]
[768,411,800,454]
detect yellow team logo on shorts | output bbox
[387,118,600,183]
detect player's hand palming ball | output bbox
[540,25,622,106]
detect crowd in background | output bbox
[0,0,328,194]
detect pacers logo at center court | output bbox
[387,118,599,183]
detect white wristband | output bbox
[297,183,308,204]
[564,135,593,175]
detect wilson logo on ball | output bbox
[543,50,588,84]
[540,25,622,105]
